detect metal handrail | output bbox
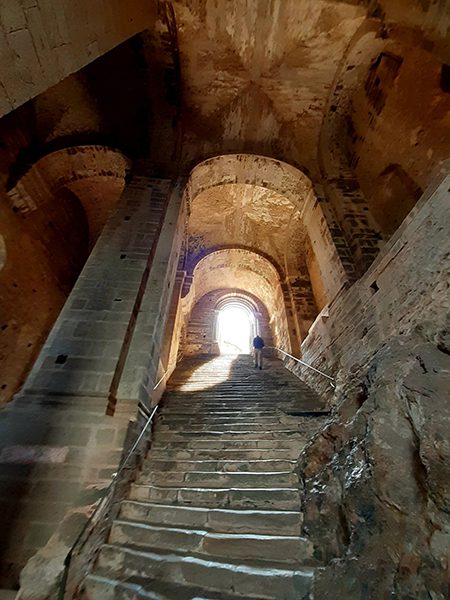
[267,346,336,389]
[56,368,169,599]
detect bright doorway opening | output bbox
[217,305,254,354]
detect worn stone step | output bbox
[153,430,303,440]
[162,398,280,410]
[142,458,296,473]
[84,573,258,600]
[148,448,300,461]
[158,411,278,418]
[158,410,279,418]
[119,502,302,535]
[109,520,313,565]
[129,484,300,510]
[150,439,304,450]
[95,545,314,599]
[154,423,297,433]
[136,470,298,488]
[156,416,284,425]
[160,403,282,411]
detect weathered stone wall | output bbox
[20,177,170,400]
[350,44,450,239]
[0,104,95,404]
[0,175,184,592]
[0,0,156,118]
[292,166,450,599]
[297,167,450,398]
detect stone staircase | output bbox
[83,355,328,599]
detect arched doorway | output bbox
[216,302,255,354]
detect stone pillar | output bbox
[0,175,185,594]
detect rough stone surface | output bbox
[298,334,450,600]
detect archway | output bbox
[183,153,348,315]
[217,303,254,354]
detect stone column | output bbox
[0,175,185,595]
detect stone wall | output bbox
[297,166,450,398]
[350,46,450,238]
[292,166,450,599]
[0,175,184,593]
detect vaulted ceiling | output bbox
[173,0,366,175]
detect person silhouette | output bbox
[252,335,265,370]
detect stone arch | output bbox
[214,292,270,348]
[184,153,314,212]
[7,145,130,246]
[183,248,292,352]
[183,289,274,357]
[184,153,350,343]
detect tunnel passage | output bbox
[179,248,285,357]
[182,290,274,358]
[216,296,257,355]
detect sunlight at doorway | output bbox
[217,305,253,354]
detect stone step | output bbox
[153,430,302,440]
[136,470,298,488]
[95,545,314,599]
[158,411,280,418]
[148,448,300,461]
[150,439,304,450]
[119,501,303,535]
[129,484,300,510]
[156,415,284,424]
[162,393,285,398]
[160,402,284,409]
[84,573,257,600]
[142,458,296,473]
[154,423,297,432]
[158,409,278,417]
[109,520,313,564]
